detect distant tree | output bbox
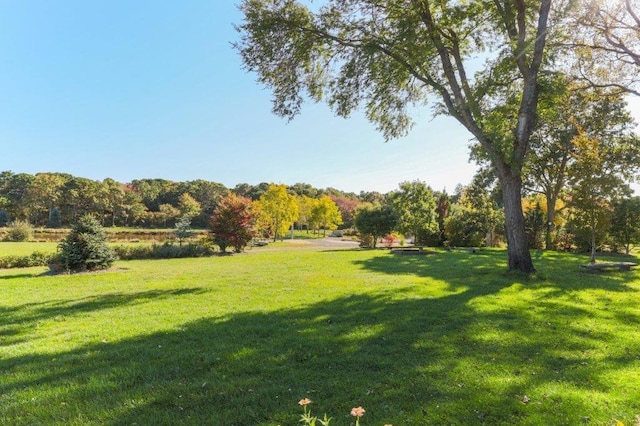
[210,194,255,253]
[254,184,299,241]
[329,195,359,229]
[523,199,545,249]
[158,203,180,228]
[309,195,343,236]
[24,172,68,226]
[568,132,627,263]
[56,215,117,272]
[390,180,438,245]
[47,207,62,228]
[610,197,640,255]
[444,205,487,248]
[0,172,35,221]
[178,193,202,219]
[354,206,398,248]
[0,210,8,227]
[120,187,147,227]
[101,178,125,227]
[288,182,319,198]
[173,216,195,247]
[295,195,315,232]
[444,183,504,248]
[434,190,451,246]
[358,191,387,205]
[176,180,228,227]
[131,178,179,212]
[233,182,271,200]
[61,177,103,223]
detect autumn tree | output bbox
[329,195,359,229]
[309,195,343,236]
[236,0,555,272]
[296,195,315,231]
[254,184,299,241]
[210,194,255,253]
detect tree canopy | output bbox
[237,0,556,272]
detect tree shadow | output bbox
[0,272,39,280]
[353,249,640,294]
[0,288,209,347]
[2,281,638,424]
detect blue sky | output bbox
[1,1,637,194]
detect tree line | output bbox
[0,172,368,229]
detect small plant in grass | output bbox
[55,215,117,272]
[6,220,33,241]
[297,399,374,426]
[298,398,331,426]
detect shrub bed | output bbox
[0,251,52,269]
[112,241,216,260]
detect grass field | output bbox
[1,248,639,425]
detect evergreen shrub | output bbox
[55,216,117,272]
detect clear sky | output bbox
[1,1,638,195]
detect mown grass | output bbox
[0,248,639,425]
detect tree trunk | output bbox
[500,171,536,273]
[545,194,556,250]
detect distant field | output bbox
[0,242,59,256]
[1,248,639,424]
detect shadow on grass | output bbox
[353,249,640,293]
[0,288,209,347]
[2,270,639,424]
[0,272,39,280]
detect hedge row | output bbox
[111,242,216,260]
[0,242,217,270]
[0,251,53,269]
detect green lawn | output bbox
[0,242,59,256]
[1,248,639,425]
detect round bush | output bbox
[56,216,117,272]
[6,220,33,242]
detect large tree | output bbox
[236,0,554,272]
[568,0,640,95]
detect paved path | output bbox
[249,237,360,252]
